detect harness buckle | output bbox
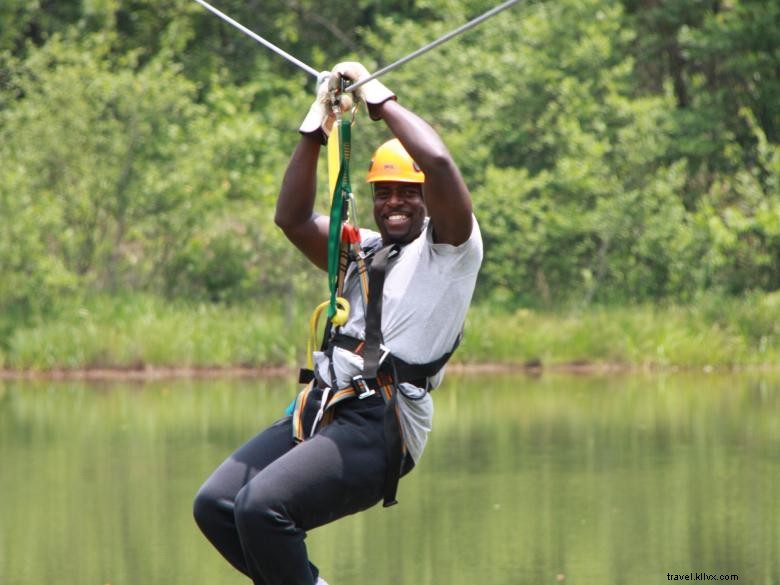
[351,375,376,399]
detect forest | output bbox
[1,0,778,368]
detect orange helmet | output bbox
[366,139,425,184]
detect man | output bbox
[193,62,482,585]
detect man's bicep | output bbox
[280,215,330,271]
[424,171,474,246]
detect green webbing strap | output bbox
[326,119,351,319]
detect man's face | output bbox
[372,181,426,244]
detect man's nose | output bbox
[386,191,405,204]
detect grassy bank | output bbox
[0,295,306,372]
[460,294,780,368]
[1,292,778,372]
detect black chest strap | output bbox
[330,240,461,390]
[362,243,399,380]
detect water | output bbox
[1,372,778,585]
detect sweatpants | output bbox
[193,393,392,585]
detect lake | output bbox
[1,371,778,585]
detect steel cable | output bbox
[193,0,321,77]
[193,0,521,89]
[345,0,521,92]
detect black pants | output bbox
[193,394,390,585]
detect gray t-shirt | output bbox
[314,216,483,462]
[341,216,483,364]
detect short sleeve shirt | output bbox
[339,216,483,365]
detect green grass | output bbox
[459,291,780,368]
[0,294,308,371]
[1,291,778,371]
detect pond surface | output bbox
[1,371,778,585]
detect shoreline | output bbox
[2,361,778,381]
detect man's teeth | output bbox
[388,214,408,221]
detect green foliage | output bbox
[2,34,209,301]
[0,0,778,361]
[0,30,323,322]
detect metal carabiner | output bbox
[328,74,360,125]
[327,74,345,119]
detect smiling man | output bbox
[193,62,482,585]
[368,139,428,244]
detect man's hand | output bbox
[298,71,352,144]
[332,61,395,119]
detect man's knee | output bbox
[193,483,231,534]
[192,486,213,530]
[233,481,297,538]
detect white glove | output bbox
[298,71,353,144]
[332,62,395,120]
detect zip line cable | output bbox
[193,0,521,89]
[345,0,521,93]
[192,0,320,78]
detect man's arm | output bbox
[274,72,352,270]
[374,99,474,246]
[333,62,473,246]
[275,72,351,271]
[274,134,330,271]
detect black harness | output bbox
[297,240,461,506]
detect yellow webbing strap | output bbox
[327,123,340,202]
[306,297,350,370]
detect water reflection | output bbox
[1,372,777,585]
